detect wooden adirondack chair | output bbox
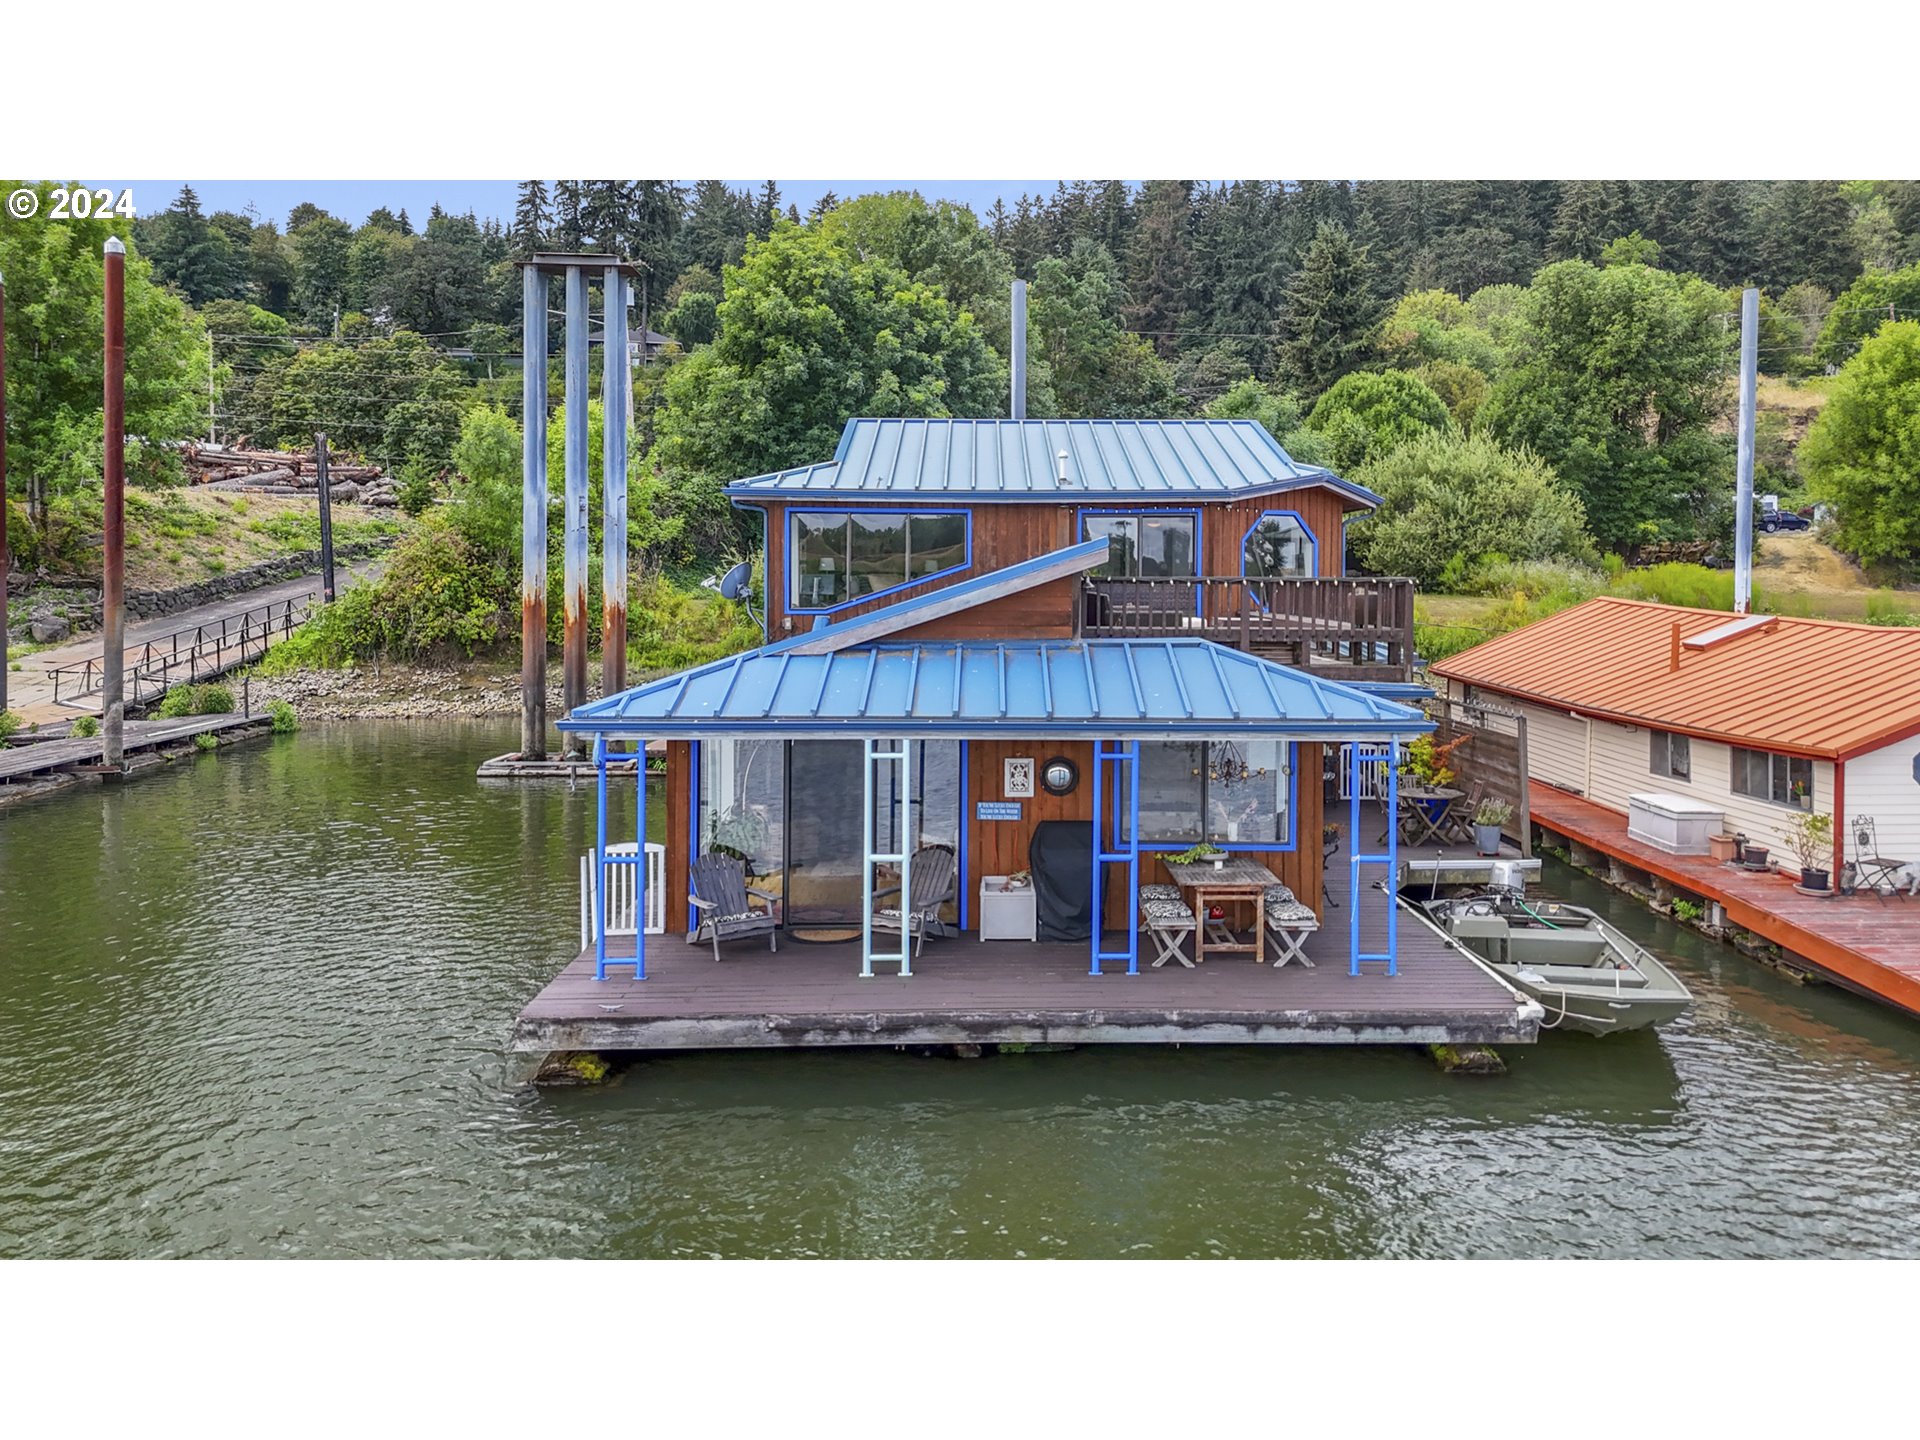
[688,854,780,962]
[871,845,958,957]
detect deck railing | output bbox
[1082,575,1415,679]
[580,842,668,949]
[47,595,312,707]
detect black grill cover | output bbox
[1029,820,1094,942]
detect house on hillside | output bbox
[1430,596,1920,884]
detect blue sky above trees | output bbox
[135,180,1061,229]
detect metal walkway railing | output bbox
[46,595,312,707]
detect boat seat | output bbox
[1522,963,1653,988]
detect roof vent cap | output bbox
[1056,450,1071,486]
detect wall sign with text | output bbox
[977,801,1023,821]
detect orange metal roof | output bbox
[1430,596,1920,760]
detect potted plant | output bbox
[1786,812,1833,891]
[1172,842,1228,870]
[1742,841,1770,869]
[1472,797,1513,856]
[1708,831,1741,863]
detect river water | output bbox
[4,721,1920,1259]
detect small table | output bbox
[1389,785,1466,848]
[1163,857,1283,964]
[978,875,1037,941]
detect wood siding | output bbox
[890,577,1078,642]
[665,741,691,934]
[753,486,1357,642]
[1844,739,1920,864]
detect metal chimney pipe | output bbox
[1734,286,1758,615]
[1010,279,1027,420]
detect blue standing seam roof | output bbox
[560,639,1434,740]
[724,418,1383,508]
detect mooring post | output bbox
[519,264,550,760]
[0,266,9,718]
[601,268,629,698]
[562,267,590,759]
[102,239,127,769]
[315,431,336,604]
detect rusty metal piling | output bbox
[102,239,127,768]
[1,267,9,718]
[601,268,629,698]
[519,264,550,760]
[562,266,590,759]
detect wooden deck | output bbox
[0,714,267,784]
[1531,787,1920,1019]
[511,903,1540,1054]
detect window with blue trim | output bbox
[1081,512,1197,578]
[789,510,969,611]
[1243,512,1316,578]
[1126,740,1292,845]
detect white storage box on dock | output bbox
[1627,792,1724,855]
[978,876,1037,941]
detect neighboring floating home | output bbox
[511,416,1546,1055]
[1431,597,1920,882]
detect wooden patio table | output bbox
[1163,857,1284,964]
[1380,784,1465,848]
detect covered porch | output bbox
[560,637,1442,990]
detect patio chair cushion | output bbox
[711,909,770,926]
[1263,883,1295,905]
[1265,899,1318,925]
[1140,883,1183,903]
[873,906,924,926]
[1142,899,1197,925]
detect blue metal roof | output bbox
[724,419,1382,508]
[560,638,1432,741]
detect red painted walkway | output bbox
[1530,787,1920,1019]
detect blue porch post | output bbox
[594,733,610,978]
[1091,739,1140,975]
[593,732,646,981]
[1348,738,1401,977]
[635,738,648,979]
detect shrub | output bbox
[154,682,236,718]
[1305,370,1456,472]
[395,458,440,517]
[71,714,100,738]
[1350,431,1598,587]
[0,710,21,741]
[1612,563,1737,610]
[193,732,219,753]
[267,699,300,734]
[1672,899,1704,923]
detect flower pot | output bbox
[1474,823,1503,856]
[1799,866,1830,891]
[1743,844,1770,868]
[1708,833,1741,863]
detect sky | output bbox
[134,180,1063,228]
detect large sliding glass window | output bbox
[788,509,970,611]
[696,739,787,882]
[1081,512,1198,579]
[1126,740,1291,846]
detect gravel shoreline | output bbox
[248,662,564,720]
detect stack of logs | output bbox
[183,444,399,506]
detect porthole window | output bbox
[1041,756,1079,797]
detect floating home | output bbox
[512,418,1543,1055]
[1433,597,1920,1017]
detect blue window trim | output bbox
[1076,506,1205,615]
[1238,509,1320,612]
[785,507,973,616]
[1126,740,1300,853]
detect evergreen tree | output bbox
[1680,180,1754,287]
[680,180,754,274]
[142,184,246,305]
[754,181,782,240]
[807,191,841,222]
[786,203,802,226]
[1123,179,1193,357]
[1759,181,1858,294]
[397,207,414,236]
[1548,180,1635,262]
[551,181,587,251]
[1272,223,1386,399]
[579,180,631,252]
[511,180,550,257]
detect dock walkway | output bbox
[512,904,1540,1054]
[0,714,266,784]
[1531,787,1920,1018]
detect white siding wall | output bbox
[1511,697,1838,860]
[1520,702,1587,793]
[1843,739,1920,863]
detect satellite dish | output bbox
[718,561,752,600]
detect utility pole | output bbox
[102,238,128,768]
[1,267,9,719]
[315,433,337,603]
[208,333,217,444]
[1734,286,1759,616]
